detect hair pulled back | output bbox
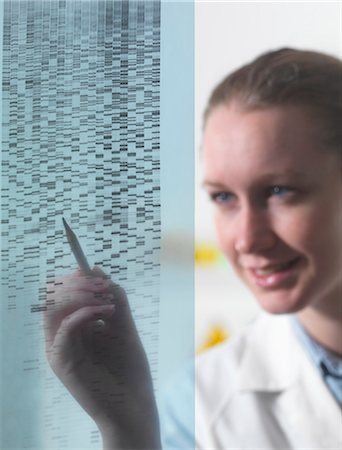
[205,48,342,150]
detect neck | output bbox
[297,306,342,357]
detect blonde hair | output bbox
[205,48,342,150]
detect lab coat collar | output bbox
[238,313,300,392]
[236,313,341,448]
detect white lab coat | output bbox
[195,313,342,449]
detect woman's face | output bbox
[202,103,342,315]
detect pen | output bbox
[30,218,93,313]
[62,217,93,276]
[63,218,107,328]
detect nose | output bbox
[234,206,277,254]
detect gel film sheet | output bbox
[1,1,194,448]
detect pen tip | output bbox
[62,217,73,237]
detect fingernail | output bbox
[104,293,114,302]
[91,280,112,293]
[100,304,115,315]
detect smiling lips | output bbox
[246,257,301,288]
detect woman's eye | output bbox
[210,192,234,204]
[269,185,293,197]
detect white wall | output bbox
[195,1,342,346]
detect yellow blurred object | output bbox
[197,325,229,353]
[195,243,222,265]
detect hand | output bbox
[44,266,161,449]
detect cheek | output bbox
[214,214,236,259]
[273,215,315,252]
[272,204,340,258]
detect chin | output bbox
[239,266,311,315]
[254,289,309,315]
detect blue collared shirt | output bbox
[291,316,342,408]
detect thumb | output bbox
[91,266,128,307]
[91,266,110,279]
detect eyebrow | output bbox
[202,170,305,189]
[202,181,227,189]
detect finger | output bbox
[91,266,128,306]
[44,290,115,343]
[51,276,112,294]
[91,266,109,278]
[48,270,82,288]
[46,288,114,313]
[45,276,114,313]
[46,303,116,369]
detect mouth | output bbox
[253,258,299,275]
[247,257,301,288]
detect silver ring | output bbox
[93,319,106,329]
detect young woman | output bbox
[188,47,342,449]
[44,48,342,449]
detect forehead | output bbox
[202,103,330,183]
